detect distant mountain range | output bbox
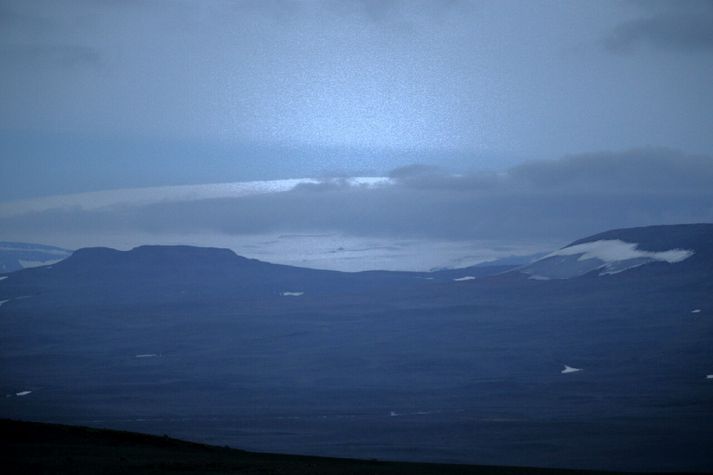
[1,224,712,472]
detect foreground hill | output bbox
[1,224,712,472]
[1,418,647,475]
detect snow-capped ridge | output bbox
[548,240,693,265]
[520,238,694,280]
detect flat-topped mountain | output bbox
[67,245,243,266]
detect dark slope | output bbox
[2,419,644,475]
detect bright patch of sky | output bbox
[2,1,713,200]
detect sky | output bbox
[1,0,712,270]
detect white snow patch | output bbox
[0,246,68,255]
[561,365,582,374]
[598,262,650,276]
[0,276,7,281]
[0,299,9,308]
[453,276,476,282]
[135,354,159,358]
[281,291,304,297]
[388,410,435,417]
[550,240,693,264]
[15,391,32,396]
[527,274,550,281]
[707,375,713,379]
[691,309,702,314]
[19,259,63,269]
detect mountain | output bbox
[518,223,713,280]
[0,241,71,273]
[0,244,442,308]
[0,224,712,472]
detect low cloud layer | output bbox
[605,1,713,53]
[1,149,711,264]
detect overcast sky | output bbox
[1,0,712,269]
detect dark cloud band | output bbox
[2,149,711,244]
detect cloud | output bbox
[2,0,713,162]
[1,149,712,249]
[605,1,713,53]
[325,0,474,24]
[508,148,713,191]
[0,2,102,70]
[0,3,51,30]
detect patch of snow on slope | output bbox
[281,291,304,296]
[135,354,159,358]
[0,299,9,308]
[19,259,63,269]
[692,309,702,314]
[453,276,476,282]
[0,276,7,281]
[561,365,582,374]
[0,246,69,255]
[522,239,695,278]
[16,391,32,396]
[551,240,693,264]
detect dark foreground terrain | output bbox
[1,224,712,472]
[0,419,681,475]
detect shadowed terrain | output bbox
[1,419,684,475]
[1,224,712,472]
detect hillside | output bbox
[1,224,712,472]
